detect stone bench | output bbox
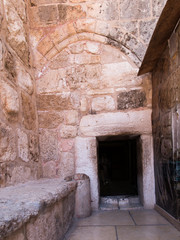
[0,178,77,240]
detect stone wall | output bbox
[152,21,180,220]
[0,0,42,187]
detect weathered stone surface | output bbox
[0,179,76,239]
[139,19,157,44]
[4,51,16,82]
[43,161,57,177]
[91,96,115,112]
[0,40,3,70]
[59,138,74,152]
[120,0,150,19]
[0,121,16,162]
[38,5,58,24]
[16,63,34,95]
[64,110,78,125]
[5,230,25,240]
[17,129,29,162]
[85,42,100,54]
[152,0,167,17]
[21,92,36,130]
[36,69,66,94]
[161,138,172,159]
[87,1,119,20]
[60,152,74,178]
[100,44,124,64]
[79,109,152,137]
[117,89,147,110]
[49,50,74,69]
[39,129,58,162]
[0,81,19,120]
[4,0,29,64]
[37,93,74,111]
[58,4,86,23]
[29,133,39,162]
[60,125,77,138]
[38,111,64,128]
[9,166,32,185]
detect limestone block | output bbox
[49,50,74,69]
[100,44,124,64]
[30,0,67,5]
[37,93,74,111]
[17,129,29,162]
[21,92,36,130]
[37,36,54,56]
[152,0,167,17]
[87,1,119,21]
[58,4,86,23]
[116,21,139,38]
[43,161,57,177]
[69,42,84,54]
[38,111,64,129]
[38,5,58,24]
[64,110,78,125]
[36,69,67,94]
[59,138,74,152]
[60,152,75,178]
[0,81,19,119]
[29,133,39,162]
[0,40,3,70]
[85,42,100,54]
[139,19,157,44]
[39,129,58,162]
[79,109,152,137]
[117,89,147,110]
[80,97,87,112]
[75,137,98,210]
[3,0,29,64]
[120,0,150,19]
[60,125,77,138]
[74,174,91,218]
[4,51,17,83]
[10,166,32,184]
[75,52,100,65]
[0,121,16,162]
[26,203,63,240]
[16,63,34,95]
[91,96,115,112]
[101,62,137,82]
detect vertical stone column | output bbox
[75,137,99,210]
[141,134,155,208]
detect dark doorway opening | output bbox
[98,136,138,197]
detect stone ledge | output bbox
[0,178,77,239]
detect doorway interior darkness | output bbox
[98,136,139,197]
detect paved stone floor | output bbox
[65,210,180,240]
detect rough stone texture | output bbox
[17,129,29,162]
[0,121,16,162]
[79,109,152,137]
[117,89,147,110]
[58,4,86,23]
[4,51,17,82]
[0,179,76,239]
[0,80,19,121]
[39,129,58,162]
[38,111,64,129]
[60,152,75,179]
[139,19,157,44]
[21,92,36,130]
[91,96,115,112]
[60,125,77,138]
[3,0,29,64]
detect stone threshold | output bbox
[0,178,77,239]
[100,196,143,211]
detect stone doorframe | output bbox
[75,109,155,210]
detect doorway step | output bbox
[100,196,143,210]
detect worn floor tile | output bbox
[77,210,134,226]
[67,226,116,240]
[130,209,170,225]
[117,225,180,240]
